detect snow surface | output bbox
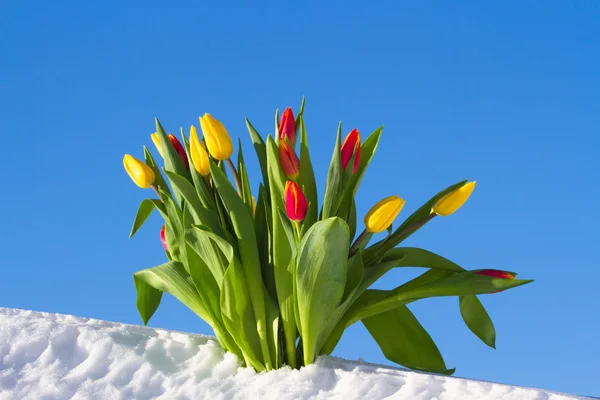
[0,307,590,400]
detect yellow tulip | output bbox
[151,133,163,157]
[364,195,406,233]
[199,113,233,160]
[252,195,257,215]
[189,125,211,176]
[123,154,155,188]
[433,181,476,216]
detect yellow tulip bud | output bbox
[189,125,211,176]
[252,195,257,215]
[433,181,476,216]
[123,154,155,188]
[199,113,233,160]
[151,133,163,157]
[364,195,406,233]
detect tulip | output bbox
[160,225,168,251]
[279,140,300,180]
[279,107,295,144]
[251,195,257,215]
[475,269,516,293]
[432,181,476,216]
[150,132,189,169]
[189,125,210,176]
[151,133,163,157]
[123,154,155,188]
[340,128,361,174]
[168,134,189,169]
[364,195,406,233]
[199,113,233,160]
[475,269,516,280]
[284,181,308,222]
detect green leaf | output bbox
[293,96,306,140]
[347,199,357,241]
[133,275,163,325]
[237,138,253,213]
[210,160,273,368]
[295,217,350,365]
[316,253,364,355]
[265,290,281,368]
[129,199,158,238]
[246,118,269,195]
[164,171,222,233]
[363,305,455,375]
[353,272,533,325]
[321,123,343,219]
[460,295,496,349]
[220,255,266,371]
[159,189,184,263]
[133,261,209,322]
[155,118,191,203]
[298,116,318,233]
[185,225,233,288]
[143,146,171,197]
[254,185,276,299]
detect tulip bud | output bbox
[364,195,406,233]
[251,195,257,215]
[199,113,233,160]
[189,125,210,176]
[474,269,516,293]
[279,107,295,144]
[341,129,361,174]
[285,181,308,222]
[279,140,300,180]
[160,225,168,251]
[123,154,155,188]
[151,133,163,157]
[474,269,516,280]
[167,134,189,169]
[432,181,476,217]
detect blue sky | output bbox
[1,1,598,396]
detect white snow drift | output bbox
[0,307,589,400]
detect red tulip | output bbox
[340,129,360,174]
[160,225,168,251]
[168,133,189,169]
[279,140,300,180]
[279,107,295,145]
[285,181,308,222]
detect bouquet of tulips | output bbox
[123,99,532,374]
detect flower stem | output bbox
[151,185,163,201]
[294,221,302,241]
[349,229,368,256]
[225,158,242,196]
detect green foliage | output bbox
[126,99,532,373]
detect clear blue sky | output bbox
[1,1,598,396]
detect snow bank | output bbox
[0,307,589,400]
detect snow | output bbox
[0,308,590,400]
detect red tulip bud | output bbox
[340,129,360,174]
[285,181,308,222]
[475,269,516,293]
[168,134,189,169]
[279,140,300,180]
[279,107,295,145]
[160,225,168,251]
